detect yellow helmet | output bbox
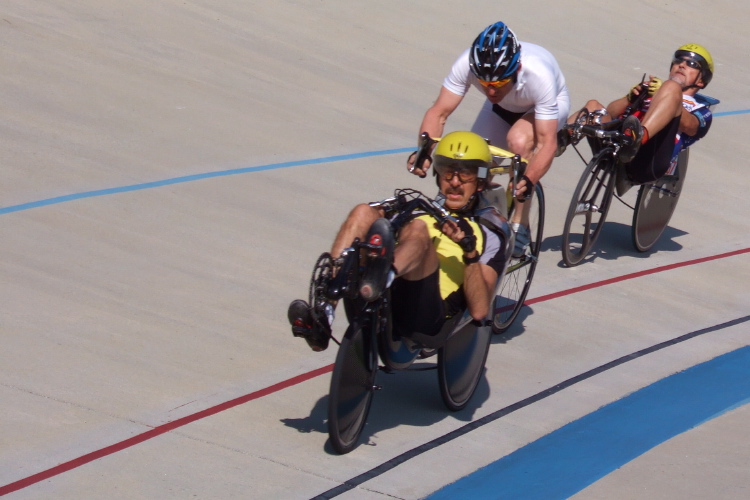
[433,131,491,180]
[675,44,714,87]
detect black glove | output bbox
[456,218,477,253]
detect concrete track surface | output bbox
[1,1,748,499]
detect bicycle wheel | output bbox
[328,321,378,454]
[376,289,420,370]
[492,183,545,333]
[632,149,689,252]
[561,151,617,267]
[438,316,492,411]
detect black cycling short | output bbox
[627,116,680,184]
[492,103,528,126]
[390,269,446,338]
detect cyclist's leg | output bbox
[504,114,538,253]
[640,79,683,140]
[290,203,382,351]
[330,203,383,258]
[568,99,611,124]
[627,116,680,184]
[391,217,439,280]
[470,100,513,149]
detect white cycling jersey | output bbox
[443,43,570,125]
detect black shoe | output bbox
[287,299,330,352]
[555,127,571,157]
[619,115,643,163]
[359,218,394,302]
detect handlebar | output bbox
[564,74,651,147]
[371,188,457,228]
[624,74,651,117]
[409,132,437,178]
[371,188,483,253]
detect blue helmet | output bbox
[469,22,521,82]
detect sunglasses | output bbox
[434,163,480,183]
[478,76,512,89]
[672,57,701,70]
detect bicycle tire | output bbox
[492,183,545,333]
[561,151,617,267]
[631,149,689,252]
[437,317,492,411]
[377,292,420,371]
[327,322,377,454]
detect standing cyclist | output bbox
[408,21,569,256]
[558,44,715,195]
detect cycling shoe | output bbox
[287,299,331,352]
[359,218,394,302]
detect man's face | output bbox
[479,77,515,104]
[437,167,480,210]
[669,57,704,88]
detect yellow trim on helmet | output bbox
[676,43,714,74]
[434,131,492,164]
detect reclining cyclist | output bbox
[288,131,509,352]
[558,44,715,195]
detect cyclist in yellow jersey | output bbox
[288,131,509,352]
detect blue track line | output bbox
[427,346,750,500]
[1,107,748,217]
[0,147,412,216]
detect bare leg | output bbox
[506,117,537,226]
[392,218,439,280]
[570,99,611,124]
[640,79,683,137]
[330,203,382,258]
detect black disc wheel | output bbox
[437,317,492,411]
[493,183,545,333]
[327,323,377,454]
[561,151,617,267]
[632,149,689,252]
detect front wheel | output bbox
[328,322,378,454]
[493,183,545,333]
[561,151,617,267]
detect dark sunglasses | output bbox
[434,163,479,183]
[672,57,701,70]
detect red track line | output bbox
[2,247,748,496]
[527,248,750,305]
[1,365,333,496]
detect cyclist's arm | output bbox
[441,218,500,321]
[606,95,631,118]
[419,86,463,142]
[409,87,464,176]
[463,262,498,321]
[678,105,712,137]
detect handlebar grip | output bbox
[412,132,436,178]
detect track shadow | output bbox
[543,221,687,267]
[280,361,492,454]
[491,303,535,345]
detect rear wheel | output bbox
[493,183,545,333]
[328,322,377,454]
[438,317,492,411]
[561,151,616,267]
[632,149,689,252]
